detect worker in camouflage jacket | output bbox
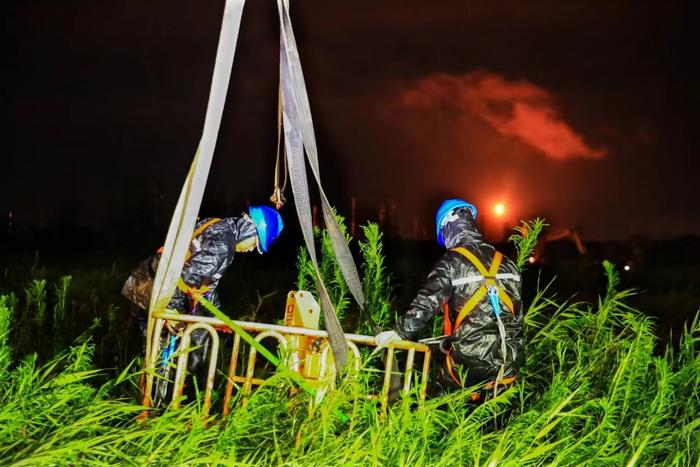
[122,205,283,384]
[375,199,524,397]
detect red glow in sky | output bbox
[3,1,699,240]
[401,71,605,160]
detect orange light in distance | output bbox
[494,203,505,217]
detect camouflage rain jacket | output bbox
[122,214,257,376]
[396,209,525,387]
[167,216,257,314]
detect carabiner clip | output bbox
[439,336,455,355]
[488,286,501,317]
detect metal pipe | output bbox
[403,348,416,395]
[420,348,432,404]
[223,332,241,416]
[319,343,333,386]
[347,341,362,373]
[201,326,220,417]
[171,322,220,416]
[153,311,429,352]
[317,339,362,390]
[142,318,165,410]
[144,311,433,416]
[244,330,288,395]
[380,347,395,416]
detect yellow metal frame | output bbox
[142,311,432,417]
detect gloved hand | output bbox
[374,330,401,349]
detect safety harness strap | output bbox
[444,353,517,392]
[156,219,221,312]
[157,218,222,263]
[441,303,452,336]
[498,288,515,316]
[451,247,491,276]
[452,249,506,329]
[452,273,520,286]
[454,285,489,330]
[191,218,222,242]
[142,0,246,411]
[445,349,462,386]
[184,218,221,262]
[451,248,515,320]
[176,278,212,312]
[443,247,516,389]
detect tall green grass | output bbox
[0,224,698,465]
[296,218,393,331]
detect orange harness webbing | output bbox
[443,247,516,390]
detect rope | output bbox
[270,82,288,209]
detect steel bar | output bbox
[154,311,429,352]
[420,348,432,404]
[171,322,220,414]
[244,330,288,395]
[403,348,416,395]
[380,347,396,416]
[142,318,165,410]
[143,311,433,417]
[222,332,241,416]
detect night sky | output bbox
[3,1,698,241]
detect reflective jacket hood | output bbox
[442,208,483,249]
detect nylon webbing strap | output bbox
[279,39,347,368]
[277,0,365,310]
[145,0,246,393]
[192,218,221,241]
[451,247,492,276]
[277,0,367,369]
[157,218,222,261]
[445,247,517,386]
[454,286,489,330]
[451,248,515,320]
[185,218,221,262]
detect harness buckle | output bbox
[439,336,456,355]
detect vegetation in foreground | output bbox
[0,222,698,466]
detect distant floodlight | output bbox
[528,256,536,264]
[624,265,631,271]
[494,203,505,217]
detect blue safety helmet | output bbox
[435,198,478,247]
[248,205,284,253]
